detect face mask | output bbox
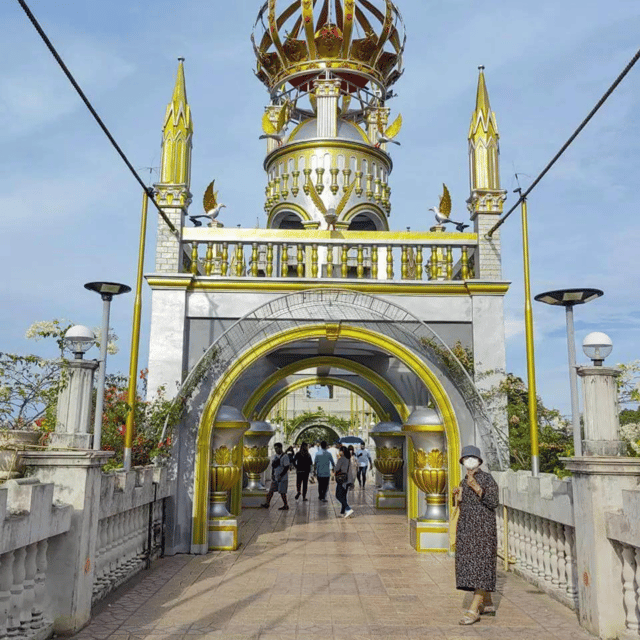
[463,457,480,470]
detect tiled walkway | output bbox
[79,484,594,640]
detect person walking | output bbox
[293,442,313,501]
[355,442,373,488]
[308,442,318,484]
[314,441,334,502]
[453,445,499,625]
[334,446,355,518]
[261,443,291,510]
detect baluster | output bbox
[124,509,136,570]
[386,245,394,279]
[316,168,325,194]
[235,243,245,277]
[365,173,373,199]
[297,244,304,278]
[8,546,26,636]
[355,171,363,197]
[0,552,15,638]
[535,516,544,577]
[136,507,146,565]
[105,516,117,586]
[511,510,520,567]
[31,541,47,629]
[357,245,364,279]
[343,169,352,191]
[621,545,639,632]
[327,245,334,278]
[507,508,515,564]
[281,244,289,278]
[542,519,552,583]
[461,246,469,280]
[291,170,300,197]
[115,513,126,578]
[22,544,36,631]
[330,168,339,195]
[524,513,533,572]
[221,243,229,276]
[266,244,274,277]
[430,247,438,280]
[401,246,408,280]
[251,243,259,277]
[496,508,503,557]
[274,177,281,200]
[515,511,524,568]
[205,242,214,276]
[190,243,199,275]
[374,178,382,203]
[556,523,567,591]
[341,245,349,279]
[311,245,319,278]
[372,246,379,279]
[635,549,640,631]
[415,247,423,281]
[564,526,578,602]
[446,246,453,280]
[264,186,270,212]
[549,521,559,587]
[303,169,312,195]
[281,173,290,198]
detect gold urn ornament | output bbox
[374,446,403,490]
[411,448,447,521]
[243,421,276,493]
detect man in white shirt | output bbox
[355,443,373,488]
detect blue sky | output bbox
[1,0,639,418]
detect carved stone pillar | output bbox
[403,408,449,552]
[242,421,275,508]
[208,406,249,551]
[370,422,405,509]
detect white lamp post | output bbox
[84,282,131,450]
[582,332,613,366]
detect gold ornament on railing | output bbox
[243,445,270,476]
[214,446,232,465]
[375,446,403,490]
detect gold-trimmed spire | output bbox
[158,58,193,200]
[468,66,503,208]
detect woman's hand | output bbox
[452,486,461,505]
[466,473,483,497]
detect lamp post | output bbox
[534,288,603,457]
[84,281,131,450]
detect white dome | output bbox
[288,118,369,143]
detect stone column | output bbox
[314,78,342,138]
[403,409,449,552]
[563,365,640,639]
[370,422,405,509]
[20,451,113,635]
[242,421,275,508]
[49,359,99,450]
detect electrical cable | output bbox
[15,0,179,235]
[487,45,640,237]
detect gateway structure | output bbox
[146,0,509,554]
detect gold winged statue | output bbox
[308,180,357,230]
[259,100,291,146]
[375,113,403,148]
[188,181,226,227]
[429,184,469,232]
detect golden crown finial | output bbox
[252,0,406,94]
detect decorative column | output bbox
[370,422,405,509]
[49,359,99,450]
[314,77,342,138]
[242,421,275,508]
[208,406,249,551]
[563,365,640,639]
[403,408,449,553]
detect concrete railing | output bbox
[493,470,579,610]
[92,466,172,606]
[606,489,640,638]
[0,479,72,640]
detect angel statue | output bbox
[429,184,469,232]
[188,181,226,227]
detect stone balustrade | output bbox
[606,489,640,638]
[493,470,578,610]
[181,228,478,282]
[0,479,72,640]
[92,466,173,606]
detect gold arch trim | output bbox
[267,202,313,226]
[192,324,461,547]
[243,355,407,421]
[342,202,389,230]
[253,376,388,423]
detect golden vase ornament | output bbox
[243,421,275,492]
[209,406,250,518]
[370,421,404,491]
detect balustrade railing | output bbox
[181,229,477,282]
[614,541,640,636]
[497,507,579,610]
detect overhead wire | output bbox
[488,45,640,237]
[15,0,178,235]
